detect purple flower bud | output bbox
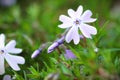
[47,36,65,53]
[57,36,65,45]
[47,42,59,53]
[64,49,76,60]
[31,48,42,59]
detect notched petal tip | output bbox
[74,40,79,45]
[59,15,71,22]
[19,57,25,64]
[59,15,65,21]
[81,10,93,19]
[65,37,71,44]
[68,9,75,18]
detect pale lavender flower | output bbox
[64,49,76,60]
[0,0,16,7]
[3,75,12,80]
[0,34,25,75]
[31,48,42,58]
[47,36,64,53]
[58,5,97,45]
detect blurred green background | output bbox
[0,0,120,80]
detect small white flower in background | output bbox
[0,34,25,75]
[94,47,99,53]
[3,75,12,80]
[58,5,97,45]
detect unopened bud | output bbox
[47,42,58,53]
[31,48,42,58]
[47,36,65,53]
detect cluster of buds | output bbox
[31,35,77,60]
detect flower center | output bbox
[74,19,81,25]
[0,50,5,54]
[75,20,79,24]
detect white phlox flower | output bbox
[58,5,97,45]
[0,34,25,75]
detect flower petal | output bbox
[65,26,80,45]
[68,9,76,19]
[59,15,72,23]
[4,53,25,71]
[58,15,72,28]
[5,40,22,54]
[0,34,5,48]
[0,55,5,75]
[73,26,80,45]
[83,18,96,23]
[76,5,83,18]
[58,23,72,29]
[81,10,96,23]
[65,28,73,43]
[81,10,92,18]
[64,49,76,60]
[79,23,97,38]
